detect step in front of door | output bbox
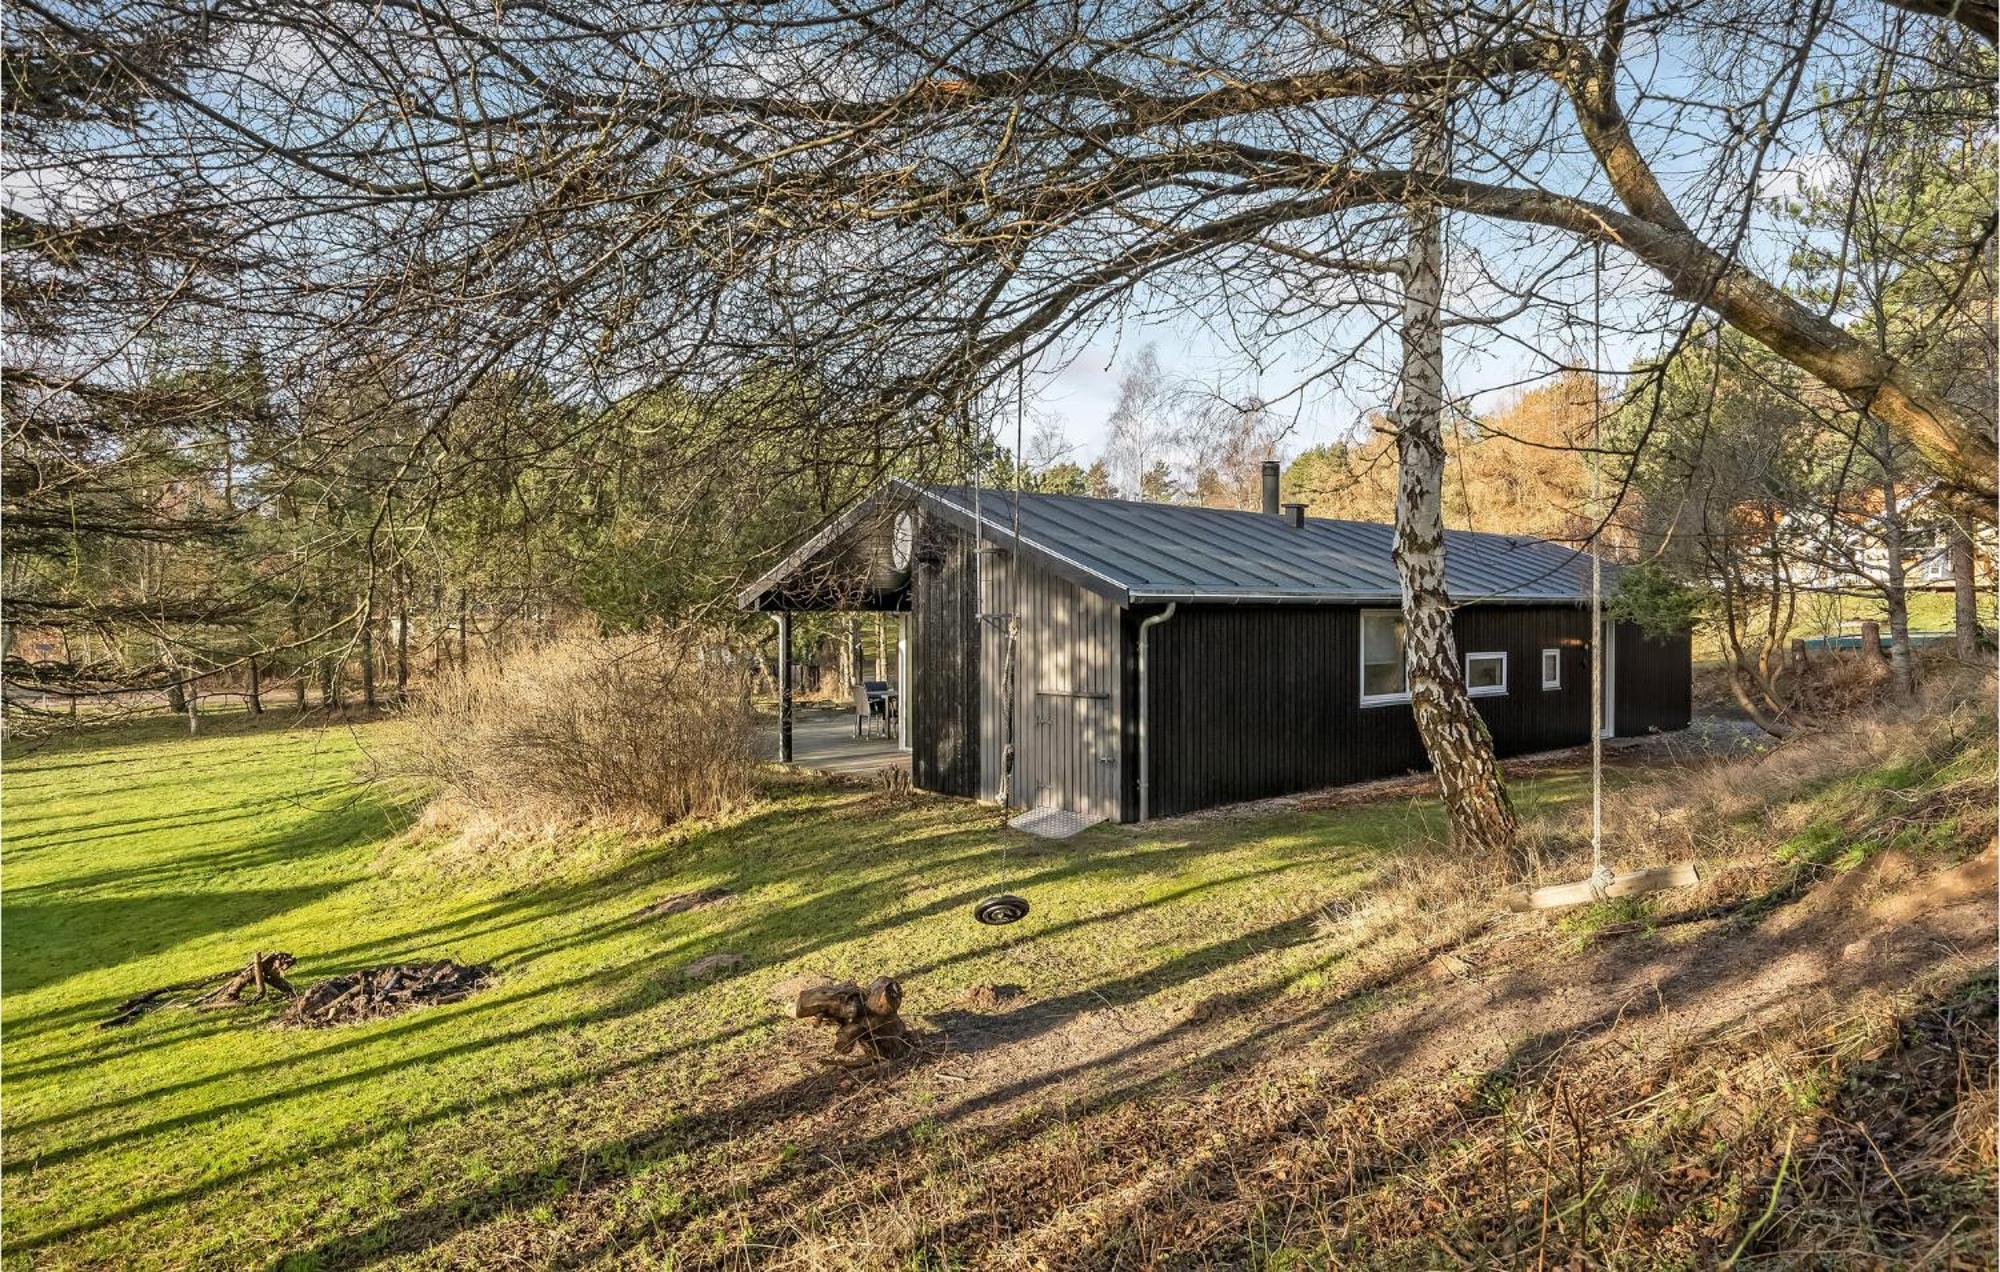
[1006,807,1102,840]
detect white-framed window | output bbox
[1541,648,1561,690]
[1359,610,1410,705]
[1466,651,1508,697]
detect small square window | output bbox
[1541,648,1561,690]
[1466,651,1507,697]
[1359,610,1410,705]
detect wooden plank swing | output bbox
[1504,862,1703,913]
[1503,243,1700,915]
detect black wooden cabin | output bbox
[739,470,1691,823]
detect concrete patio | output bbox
[764,706,910,778]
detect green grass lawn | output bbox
[1691,587,1995,663]
[4,713,1556,1268]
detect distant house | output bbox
[739,468,1690,823]
[1785,487,1996,596]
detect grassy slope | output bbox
[5,709,1991,1269]
[3,712,1503,1268]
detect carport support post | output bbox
[777,610,794,763]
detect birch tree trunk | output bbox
[1391,86,1520,865]
[1878,443,1915,701]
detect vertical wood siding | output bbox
[910,523,980,797]
[1137,603,1650,818]
[978,550,1124,821]
[1612,621,1693,736]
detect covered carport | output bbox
[736,489,919,771]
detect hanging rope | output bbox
[970,373,1032,926]
[1502,244,1701,914]
[1589,239,1613,899]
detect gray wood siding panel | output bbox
[979,550,1124,820]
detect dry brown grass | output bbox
[1279,669,1997,1044]
[724,970,1993,1270]
[1516,668,1993,888]
[398,627,756,839]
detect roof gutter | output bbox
[1136,602,1178,822]
[1124,591,1596,607]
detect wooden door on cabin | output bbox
[1031,690,1115,820]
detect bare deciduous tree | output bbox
[9,0,1993,844]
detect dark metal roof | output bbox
[739,478,1608,611]
[915,483,1605,606]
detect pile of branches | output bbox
[280,960,490,1028]
[101,951,298,1028]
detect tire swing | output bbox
[1505,244,1700,914]
[972,892,1031,926]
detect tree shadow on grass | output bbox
[4,821,1360,1256]
[8,724,1940,1267]
[0,787,354,858]
[1,750,1415,1264]
[260,909,1336,1269]
[16,821,1306,1153]
[0,710,370,766]
[505,859,1990,1269]
[2,790,410,1010]
[5,798,1005,1142]
[1,885,347,996]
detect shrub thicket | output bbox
[404,629,756,834]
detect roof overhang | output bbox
[738,479,1137,611]
[912,482,1133,605]
[736,485,916,613]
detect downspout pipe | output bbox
[1136,602,1178,822]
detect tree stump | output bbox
[791,976,912,1062]
[1860,620,1886,660]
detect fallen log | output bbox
[1501,862,1703,913]
[791,976,912,1062]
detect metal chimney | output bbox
[1281,502,1307,529]
[1261,460,1281,516]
